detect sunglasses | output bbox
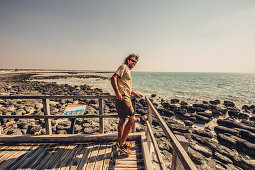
[129,59,137,64]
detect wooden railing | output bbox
[0,95,197,170]
[0,95,138,135]
[145,96,197,170]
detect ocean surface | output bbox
[38,72,255,106]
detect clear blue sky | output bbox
[1,0,255,72]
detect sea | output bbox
[37,72,255,106]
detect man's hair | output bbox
[124,53,139,65]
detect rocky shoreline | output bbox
[0,72,255,169]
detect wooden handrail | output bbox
[145,120,166,170]
[0,95,115,100]
[0,114,142,119]
[145,96,197,170]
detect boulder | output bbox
[214,126,239,136]
[223,101,235,107]
[217,133,238,149]
[213,152,233,164]
[217,119,255,133]
[171,99,179,104]
[239,129,255,144]
[188,147,205,165]
[190,143,212,158]
[193,129,213,138]
[209,100,220,105]
[238,112,249,120]
[195,115,210,124]
[3,127,22,135]
[228,109,239,118]
[196,112,213,119]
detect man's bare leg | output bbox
[118,118,126,143]
[120,115,136,146]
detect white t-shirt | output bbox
[115,64,132,97]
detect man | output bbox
[111,53,143,154]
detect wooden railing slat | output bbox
[145,96,197,170]
[146,120,166,170]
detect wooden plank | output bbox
[76,143,94,170]
[51,144,76,169]
[102,142,113,170]
[61,144,84,170]
[94,142,107,170]
[99,98,104,134]
[140,133,153,170]
[33,143,59,170]
[85,143,100,169]
[5,144,41,170]
[40,144,70,169]
[146,120,166,170]
[145,96,198,170]
[23,144,51,169]
[43,98,52,135]
[0,145,38,169]
[0,132,143,143]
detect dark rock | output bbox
[238,113,249,120]
[136,108,147,116]
[236,140,255,157]
[217,119,255,133]
[239,129,255,144]
[190,143,212,158]
[3,127,22,135]
[228,109,240,118]
[194,107,206,113]
[214,126,239,136]
[214,152,233,164]
[184,120,194,126]
[193,104,208,110]
[174,108,187,117]
[193,129,213,138]
[202,101,209,104]
[196,112,213,119]
[171,99,179,104]
[195,115,210,124]
[158,107,174,117]
[188,147,205,165]
[251,115,255,122]
[242,105,250,110]
[167,123,190,133]
[223,101,235,107]
[209,100,220,105]
[151,94,156,98]
[27,125,42,135]
[217,133,238,149]
[180,101,188,105]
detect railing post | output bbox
[99,98,104,134]
[42,99,52,135]
[147,104,154,156]
[131,97,136,133]
[171,135,189,170]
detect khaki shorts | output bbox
[115,96,134,119]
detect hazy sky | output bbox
[1,0,255,72]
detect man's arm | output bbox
[111,74,123,100]
[131,90,143,98]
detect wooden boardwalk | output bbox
[0,140,144,170]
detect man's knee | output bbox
[129,116,136,123]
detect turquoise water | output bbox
[38,72,255,105]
